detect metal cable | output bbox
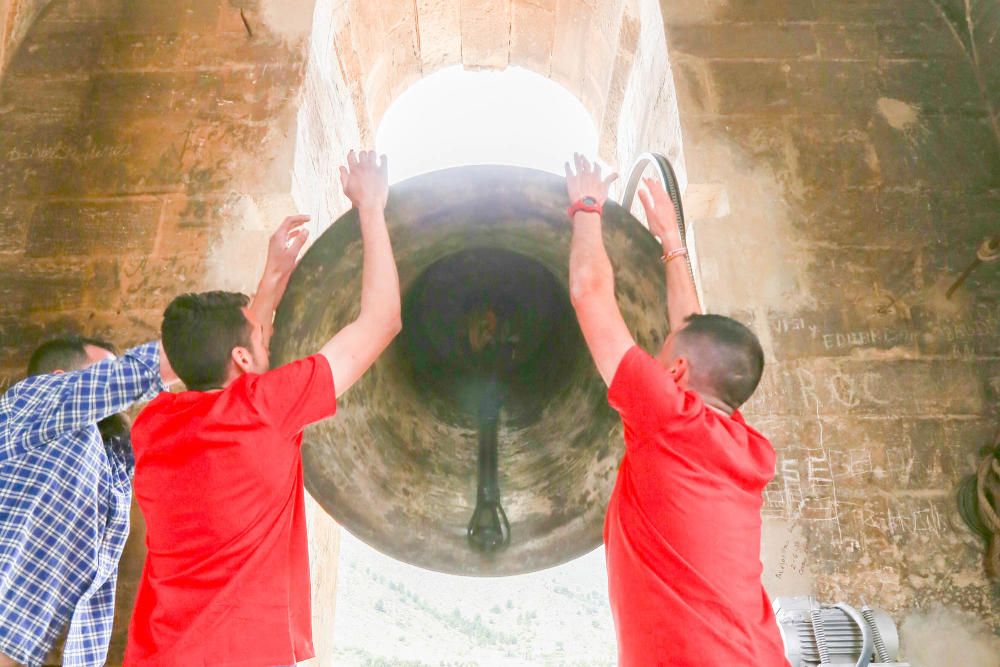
[620,152,696,288]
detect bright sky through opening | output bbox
[376,65,600,183]
[335,66,616,665]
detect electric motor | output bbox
[773,596,910,667]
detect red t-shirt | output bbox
[605,346,788,667]
[124,355,337,667]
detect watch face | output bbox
[582,196,598,206]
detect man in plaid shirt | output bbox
[0,337,174,667]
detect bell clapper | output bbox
[466,306,514,553]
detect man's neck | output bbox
[702,395,734,416]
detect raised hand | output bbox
[564,153,618,207]
[339,150,389,212]
[264,215,311,277]
[637,177,681,248]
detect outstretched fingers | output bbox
[281,214,311,232]
[637,188,654,218]
[286,227,310,253]
[643,177,671,204]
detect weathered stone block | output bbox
[7,30,104,77]
[802,245,919,308]
[119,255,208,310]
[811,24,879,60]
[551,0,590,96]
[386,27,422,98]
[812,0,938,24]
[0,200,30,254]
[755,415,969,493]
[926,191,1000,245]
[709,61,791,114]
[870,115,1000,190]
[168,66,303,122]
[75,308,163,348]
[0,147,82,198]
[668,56,714,115]
[460,0,511,69]
[0,318,45,368]
[786,60,879,115]
[712,115,795,179]
[97,31,294,73]
[0,258,119,315]
[745,358,986,417]
[766,308,920,361]
[982,361,1000,412]
[81,118,190,195]
[876,22,966,60]
[84,71,181,119]
[416,0,461,69]
[510,0,555,74]
[41,0,121,24]
[878,60,984,114]
[788,121,881,189]
[2,75,89,116]
[794,186,933,245]
[669,23,817,59]
[119,0,223,35]
[670,115,735,181]
[714,0,819,22]
[913,304,1000,358]
[180,118,290,194]
[25,199,162,258]
[372,0,412,35]
[155,195,227,257]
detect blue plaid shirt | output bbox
[0,342,165,667]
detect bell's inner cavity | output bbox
[400,247,579,428]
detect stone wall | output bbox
[663,0,1000,649]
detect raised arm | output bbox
[318,150,402,398]
[249,214,311,349]
[565,154,634,386]
[638,177,702,331]
[0,342,166,461]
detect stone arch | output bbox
[292,0,685,230]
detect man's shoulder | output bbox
[244,354,332,397]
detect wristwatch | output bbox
[567,196,603,218]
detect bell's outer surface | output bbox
[271,165,666,575]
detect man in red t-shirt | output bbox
[123,151,401,667]
[564,155,789,666]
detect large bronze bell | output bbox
[271,166,665,575]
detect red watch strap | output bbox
[567,199,603,218]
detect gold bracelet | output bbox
[660,247,688,263]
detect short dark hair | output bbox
[161,291,252,391]
[673,314,764,409]
[27,336,118,376]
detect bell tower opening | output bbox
[375,65,599,182]
[321,66,622,664]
